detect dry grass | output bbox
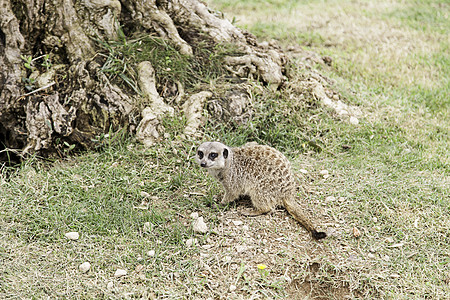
[213,0,447,90]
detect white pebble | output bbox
[147,250,155,257]
[319,170,329,176]
[229,284,237,292]
[79,262,91,273]
[140,191,150,198]
[242,225,249,231]
[349,116,359,125]
[190,212,199,219]
[114,269,127,277]
[232,220,243,226]
[299,169,308,174]
[325,196,336,202]
[106,281,114,290]
[185,238,198,247]
[193,217,208,233]
[65,232,79,240]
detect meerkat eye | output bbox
[209,152,218,160]
[198,151,204,159]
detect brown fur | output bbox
[196,142,326,240]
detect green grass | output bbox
[96,33,238,100]
[1,0,449,298]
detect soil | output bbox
[184,193,370,299]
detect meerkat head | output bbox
[196,142,231,170]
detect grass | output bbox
[1,0,449,298]
[96,31,238,101]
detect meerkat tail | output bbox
[283,199,327,240]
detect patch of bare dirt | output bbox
[287,262,362,299]
[185,191,374,299]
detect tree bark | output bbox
[0,0,286,161]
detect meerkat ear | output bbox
[223,148,229,159]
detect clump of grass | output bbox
[95,29,238,97]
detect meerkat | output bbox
[196,141,326,240]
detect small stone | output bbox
[390,274,400,278]
[325,196,336,202]
[372,217,378,223]
[193,217,208,233]
[323,174,330,179]
[107,281,114,290]
[190,212,199,219]
[65,232,79,240]
[79,262,91,273]
[114,269,127,277]
[368,253,375,259]
[386,237,394,243]
[242,225,249,231]
[336,108,349,116]
[349,116,359,125]
[319,170,329,176]
[299,169,308,174]
[232,220,243,226]
[185,238,198,247]
[147,250,155,257]
[140,191,150,198]
[229,285,237,292]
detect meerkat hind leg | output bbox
[241,194,273,216]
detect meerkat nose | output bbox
[200,162,207,168]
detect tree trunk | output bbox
[0,0,286,162]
